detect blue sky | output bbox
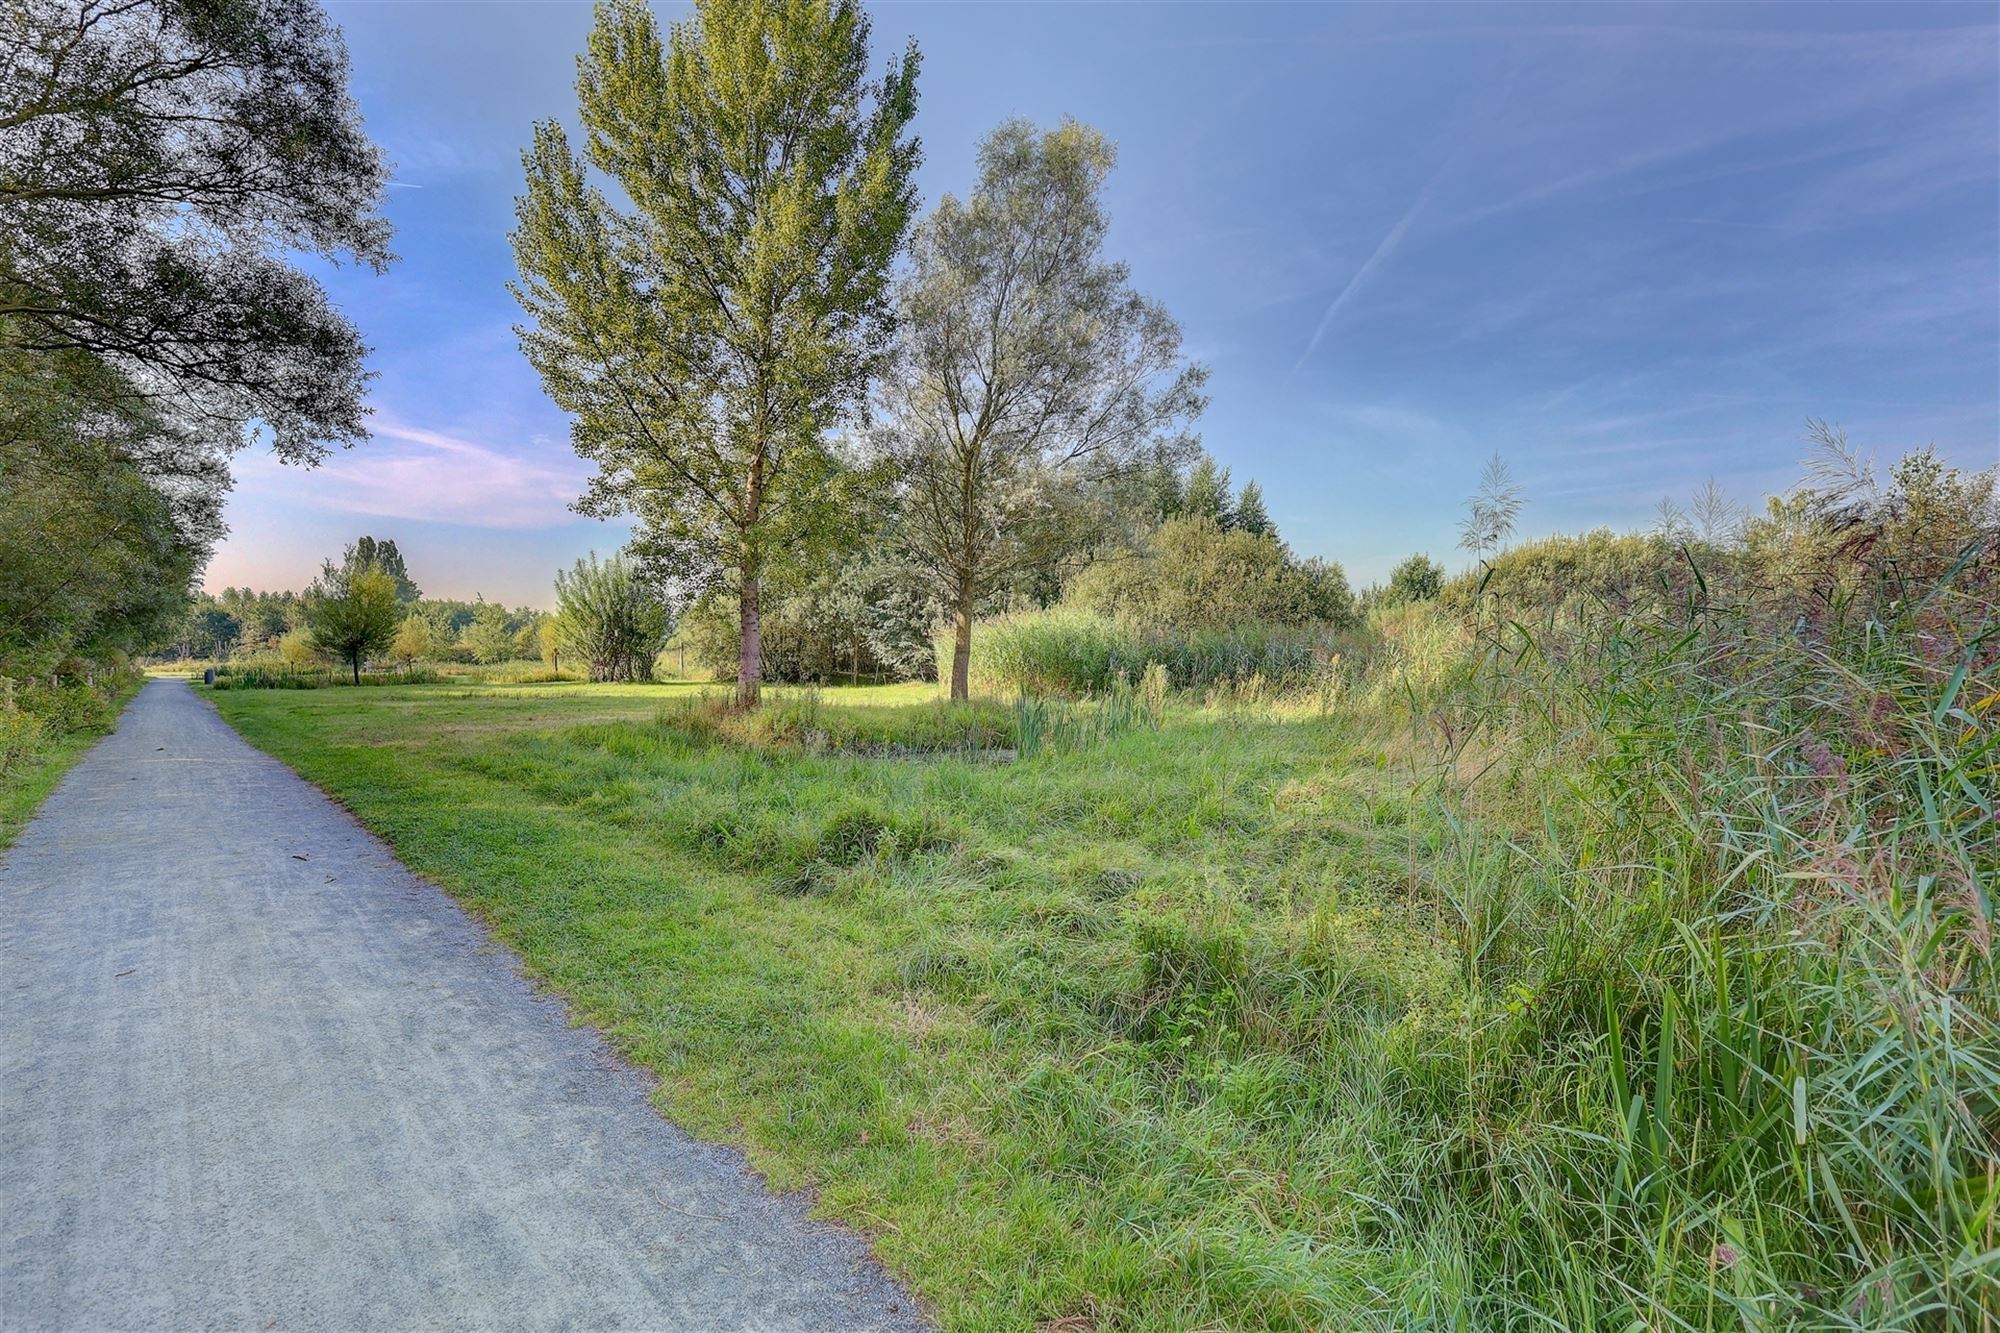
[208,0,2000,606]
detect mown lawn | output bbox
[210,679,1461,1330]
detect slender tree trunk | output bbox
[949,578,974,702]
[737,574,761,708]
[350,653,360,686]
[736,449,765,708]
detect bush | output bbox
[1069,515,1355,633]
[14,679,116,733]
[1440,528,1700,615]
[0,686,47,776]
[554,552,667,683]
[0,664,138,781]
[277,627,320,668]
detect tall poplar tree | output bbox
[510,0,920,706]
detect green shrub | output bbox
[1440,527,1700,614]
[15,679,116,733]
[0,685,47,776]
[1069,515,1356,633]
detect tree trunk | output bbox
[949,586,973,702]
[737,573,762,708]
[350,654,361,686]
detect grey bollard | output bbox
[203,667,215,686]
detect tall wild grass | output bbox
[1400,539,1998,1324]
[963,607,1336,697]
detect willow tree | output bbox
[873,120,1206,700]
[511,0,920,706]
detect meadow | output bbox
[206,556,1998,1330]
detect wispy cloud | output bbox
[237,420,587,530]
[1290,153,1456,377]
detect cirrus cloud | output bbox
[234,420,589,530]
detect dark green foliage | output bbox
[1177,455,1233,527]
[677,556,935,684]
[1,350,216,672]
[2,0,390,709]
[1230,481,1273,538]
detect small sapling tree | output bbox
[305,562,400,684]
[554,553,667,683]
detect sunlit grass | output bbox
[209,576,1998,1333]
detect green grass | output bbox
[208,603,1998,1331]
[212,678,1462,1328]
[1,674,142,848]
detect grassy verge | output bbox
[1,674,143,849]
[209,629,1996,1329]
[211,679,1456,1329]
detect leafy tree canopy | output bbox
[1384,553,1445,606]
[873,117,1205,698]
[346,536,420,602]
[554,551,667,683]
[303,558,398,683]
[511,0,921,705]
[1,0,393,463]
[1070,515,1353,635]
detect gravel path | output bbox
[1,678,926,1331]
